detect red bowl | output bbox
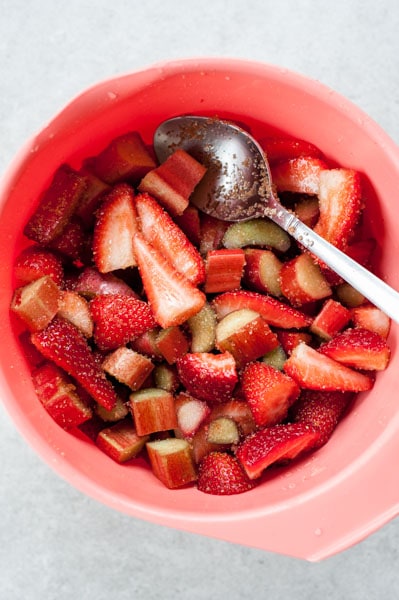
[1,58,399,561]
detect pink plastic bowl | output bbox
[1,58,399,561]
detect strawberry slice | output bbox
[135,192,205,285]
[271,157,328,195]
[319,327,391,371]
[174,392,211,439]
[236,422,321,479]
[31,317,117,410]
[14,246,64,286]
[132,232,206,328]
[93,183,139,273]
[284,342,373,392]
[90,293,156,351]
[259,136,323,164]
[176,351,238,405]
[350,305,391,339]
[310,299,351,340]
[314,168,362,251]
[290,390,354,448]
[198,452,256,495]
[49,216,87,263]
[242,361,300,427]
[212,290,312,329]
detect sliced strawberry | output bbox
[102,346,154,391]
[283,342,373,392]
[236,422,321,479]
[204,249,246,293]
[132,232,206,328]
[49,216,87,263]
[174,205,201,247]
[93,183,139,273]
[76,167,111,228]
[276,330,313,355]
[96,418,149,463]
[271,157,328,195]
[212,290,312,329]
[279,253,332,307]
[242,361,300,427]
[24,164,87,245]
[176,351,238,405]
[135,192,205,285]
[198,452,256,495]
[310,299,351,340]
[73,267,139,298]
[31,317,117,410]
[350,305,391,340]
[90,293,156,351]
[138,148,206,216]
[14,246,64,286]
[146,437,198,488]
[11,276,62,332]
[259,136,323,164]
[290,390,354,448]
[314,168,362,251]
[319,327,391,371]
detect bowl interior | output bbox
[1,58,399,524]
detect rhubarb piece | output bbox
[187,302,217,353]
[206,417,240,445]
[236,422,321,479]
[243,248,283,297]
[242,362,300,427]
[24,164,88,244]
[95,396,129,422]
[293,196,320,228]
[204,249,246,293]
[73,267,138,298]
[139,148,206,216]
[261,345,287,371]
[153,364,180,393]
[259,136,323,164]
[90,293,156,351]
[290,390,354,448]
[310,299,351,340]
[93,183,138,272]
[271,156,328,195]
[199,214,229,255]
[129,388,177,435]
[130,328,163,360]
[351,305,391,339]
[102,347,154,390]
[76,168,111,228]
[31,317,117,410]
[11,276,61,332]
[96,419,149,463]
[215,308,279,368]
[283,342,373,392]
[155,326,189,364]
[222,219,290,252]
[276,331,313,355]
[336,282,365,307]
[174,205,201,247]
[212,289,312,329]
[174,392,211,439]
[57,290,93,338]
[279,253,332,307]
[146,438,197,488]
[209,399,256,436]
[32,362,92,429]
[198,452,255,495]
[14,246,64,286]
[176,351,238,405]
[132,233,205,328]
[191,424,228,464]
[49,217,87,262]
[135,193,205,285]
[319,327,391,371]
[90,131,156,184]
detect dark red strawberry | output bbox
[31,317,117,410]
[90,293,156,351]
[259,136,323,164]
[198,451,256,495]
[310,299,351,340]
[14,246,64,286]
[319,327,391,371]
[49,216,87,262]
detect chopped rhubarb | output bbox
[204,248,246,293]
[243,248,283,297]
[187,302,217,353]
[11,276,62,332]
[222,219,290,252]
[57,290,93,338]
[102,346,154,390]
[310,299,351,340]
[129,388,177,436]
[279,253,332,307]
[146,437,198,489]
[96,418,149,463]
[155,326,189,364]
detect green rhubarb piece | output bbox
[222,218,290,252]
[261,345,287,370]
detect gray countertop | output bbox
[1,1,399,597]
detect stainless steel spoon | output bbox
[154,115,399,323]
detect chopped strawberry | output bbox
[236,422,320,479]
[284,342,373,392]
[310,299,351,340]
[212,290,312,329]
[279,253,332,307]
[276,330,313,355]
[14,246,64,286]
[138,148,206,216]
[49,216,87,262]
[174,205,201,247]
[271,157,328,195]
[76,168,111,228]
[176,351,238,405]
[11,276,62,332]
[198,452,256,495]
[259,136,323,164]
[93,183,139,273]
[73,267,139,298]
[31,317,117,410]
[135,192,205,285]
[319,327,391,371]
[132,232,206,328]
[174,392,211,438]
[204,249,246,293]
[242,361,300,427]
[314,168,362,251]
[146,437,198,488]
[90,293,156,351]
[350,305,391,339]
[96,418,149,463]
[24,164,87,245]
[290,390,354,448]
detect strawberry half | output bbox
[14,246,64,286]
[93,183,139,273]
[284,342,373,392]
[259,136,323,164]
[271,157,328,195]
[198,451,256,495]
[31,317,117,410]
[319,327,391,371]
[176,351,238,405]
[90,293,156,351]
[132,232,206,328]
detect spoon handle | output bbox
[266,201,399,323]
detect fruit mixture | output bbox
[10,123,391,495]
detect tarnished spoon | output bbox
[154,115,399,322]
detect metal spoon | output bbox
[154,115,399,323]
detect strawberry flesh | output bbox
[198,451,256,495]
